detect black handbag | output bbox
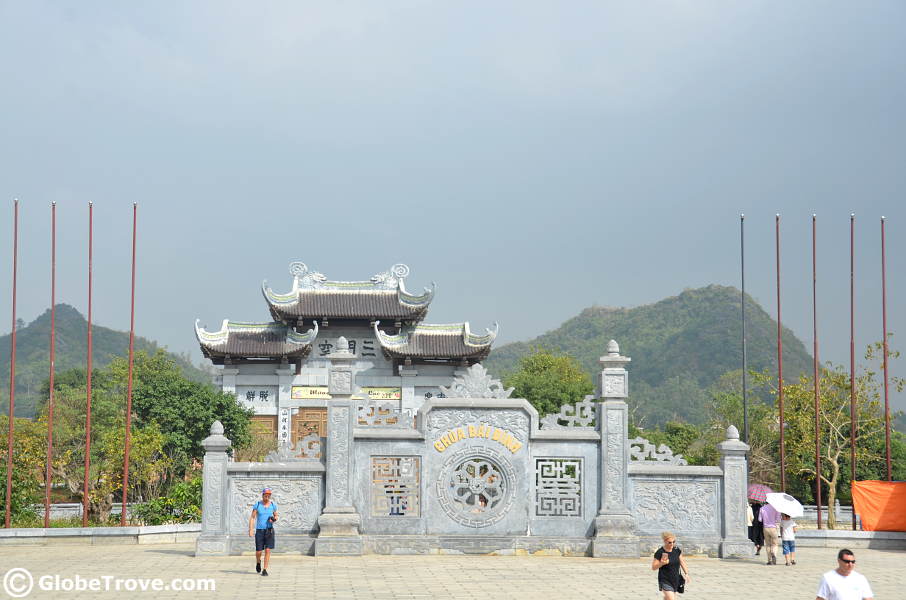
[677,574,686,594]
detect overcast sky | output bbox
[1,2,905,407]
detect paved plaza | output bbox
[1,543,900,599]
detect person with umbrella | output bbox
[759,501,781,565]
[747,484,771,554]
[748,500,764,555]
[764,492,804,566]
[780,513,798,566]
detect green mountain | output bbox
[483,285,814,427]
[0,304,211,418]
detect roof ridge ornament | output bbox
[439,364,514,399]
[371,263,410,289]
[289,261,327,289]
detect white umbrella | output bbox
[765,492,804,518]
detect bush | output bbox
[132,477,202,525]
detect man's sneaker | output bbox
[261,569,269,577]
[256,562,261,573]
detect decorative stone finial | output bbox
[726,425,740,440]
[202,420,232,453]
[439,364,513,399]
[607,340,620,356]
[335,336,351,354]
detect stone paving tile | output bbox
[0,543,901,599]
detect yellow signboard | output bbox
[362,387,402,400]
[290,386,401,400]
[291,386,331,399]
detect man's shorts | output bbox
[782,540,795,555]
[255,528,275,551]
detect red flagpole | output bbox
[44,203,56,528]
[849,214,857,530]
[812,214,823,529]
[83,203,93,526]
[881,216,891,481]
[776,214,786,492]
[4,199,19,529]
[121,203,137,526]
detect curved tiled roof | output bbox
[263,262,434,322]
[373,321,497,361]
[195,319,318,361]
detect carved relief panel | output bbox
[229,477,321,534]
[632,480,720,534]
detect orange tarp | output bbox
[851,480,906,532]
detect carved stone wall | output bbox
[229,477,321,533]
[630,479,720,535]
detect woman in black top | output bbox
[651,531,690,599]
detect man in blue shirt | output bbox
[248,487,278,576]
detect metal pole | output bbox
[881,216,891,481]
[850,214,857,530]
[776,214,786,492]
[812,214,823,529]
[82,202,93,526]
[4,199,19,528]
[44,202,56,528]
[741,214,748,445]
[121,203,137,526]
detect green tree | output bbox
[105,351,253,472]
[0,416,47,523]
[502,348,594,417]
[704,370,780,487]
[30,351,252,521]
[754,342,905,528]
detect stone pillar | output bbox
[195,421,232,556]
[592,340,639,558]
[718,425,753,558]
[315,337,363,556]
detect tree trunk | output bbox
[91,493,114,523]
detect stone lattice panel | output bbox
[535,458,582,517]
[371,457,420,517]
[435,446,516,528]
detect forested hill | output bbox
[483,285,814,426]
[0,304,210,418]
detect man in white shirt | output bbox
[815,549,874,600]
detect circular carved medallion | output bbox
[436,446,515,528]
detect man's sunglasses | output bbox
[840,559,856,564]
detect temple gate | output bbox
[196,340,752,558]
